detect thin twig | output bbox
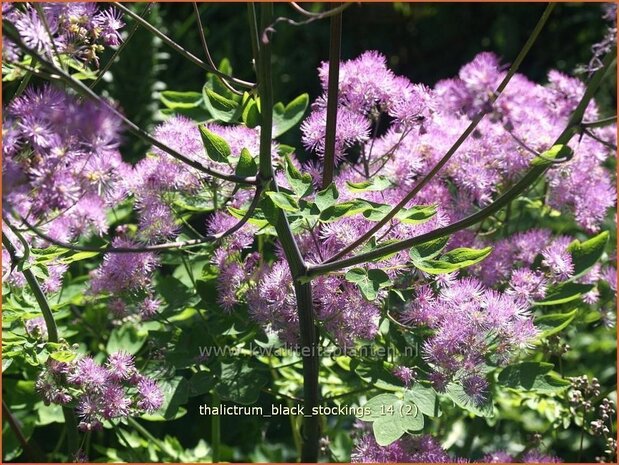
[2,400,43,462]
[321,2,342,189]
[192,2,242,96]
[581,115,617,128]
[2,229,80,457]
[89,3,152,90]
[290,2,352,20]
[114,2,255,89]
[13,184,263,254]
[583,127,617,150]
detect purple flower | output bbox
[392,366,417,387]
[89,238,159,295]
[352,434,451,463]
[136,378,164,412]
[462,374,489,405]
[106,352,136,382]
[25,317,48,339]
[68,356,109,388]
[138,296,162,319]
[14,9,55,55]
[522,450,562,463]
[8,3,124,66]
[76,395,99,422]
[506,269,548,305]
[101,383,132,419]
[542,240,574,281]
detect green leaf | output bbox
[210,58,235,97]
[498,362,570,393]
[60,251,100,264]
[242,97,261,128]
[272,93,309,138]
[202,85,241,123]
[188,371,216,397]
[445,383,494,417]
[360,203,435,224]
[345,268,390,300]
[531,144,573,166]
[372,416,405,446]
[107,324,148,355]
[535,310,578,339]
[284,154,313,198]
[405,384,441,418]
[235,148,258,177]
[409,236,450,261]
[265,191,300,212]
[199,125,231,163]
[49,350,76,363]
[441,247,493,265]
[396,205,437,224]
[215,360,268,405]
[319,200,372,223]
[361,394,424,446]
[160,91,202,109]
[354,360,403,391]
[362,393,399,421]
[498,362,553,388]
[346,176,393,193]
[535,282,594,306]
[159,377,190,420]
[315,184,339,212]
[362,203,393,222]
[567,231,609,279]
[411,247,492,275]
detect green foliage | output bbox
[567,231,609,278]
[498,362,570,393]
[360,393,424,445]
[272,94,309,138]
[345,268,391,300]
[200,125,231,162]
[410,246,493,274]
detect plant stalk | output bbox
[322,2,342,189]
[256,4,320,461]
[2,232,80,457]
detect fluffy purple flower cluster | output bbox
[352,433,452,462]
[206,217,382,344]
[401,276,536,397]
[470,228,616,307]
[302,51,431,159]
[3,2,123,66]
[352,433,561,463]
[301,51,615,232]
[35,351,163,431]
[3,84,128,241]
[129,116,264,243]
